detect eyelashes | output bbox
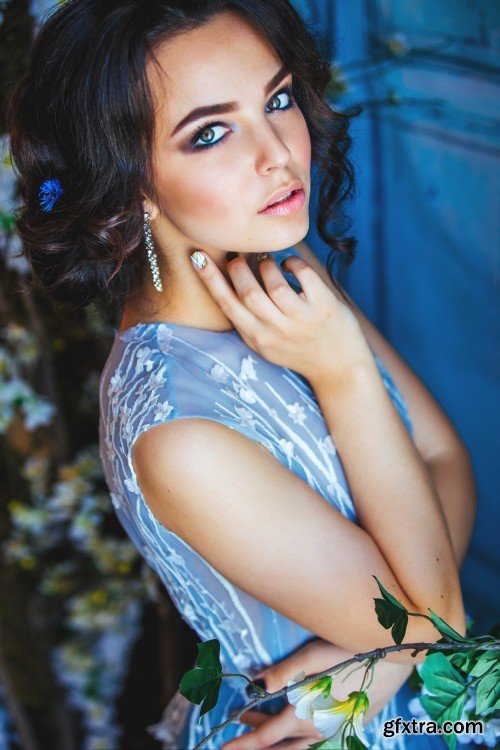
[189,85,296,151]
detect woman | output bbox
[7,1,476,748]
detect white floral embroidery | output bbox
[279,438,295,458]
[124,476,140,494]
[154,400,174,421]
[320,434,336,455]
[148,364,168,390]
[110,492,122,510]
[100,320,416,750]
[286,401,306,425]
[121,421,134,442]
[233,381,257,404]
[239,354,258,381]
[107,372,123,398]
[210,363,229,383]
[233,652,252,670]
[135,382,148,397]
[119,404,132,426]
[157,324,173,354]
[234,406,257,428]
[135,347,154,374]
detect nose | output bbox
[254,118,291,174]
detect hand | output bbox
[221,638,335,750]
[190,251,372,385]
[221,637,414,749]
[222,703,323,750]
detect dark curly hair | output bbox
[6,0,361,315]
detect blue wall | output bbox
[296,0,500,633]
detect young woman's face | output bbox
[147,10,311,257]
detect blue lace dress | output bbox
[98,248,453,749]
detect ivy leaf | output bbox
[179,639,223,721]
[419,652,468,750]
[372,575,408,644]
[372,575,407,610]
[428,610,473,643]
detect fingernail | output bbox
[190,250,207,269]
[257,252,269,262]
[226,251,237,261]
[245,677,266,697]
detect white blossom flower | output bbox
[22,396,57,430]
[310,690,370,747]
[286,670,333,720]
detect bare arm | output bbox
[133,410,465,668]
[296,240,477,569]
[308,361,466,648]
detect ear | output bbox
[142,198,159,221]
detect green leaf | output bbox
[346,736,366,750]
[372,576,409,643]
[428,610,472,643]
[442,729,457,750]
[469,650,500,678]
[306,740,343,750]
[196,638,221,670]
[178,639,224,721]
[179,667,220,705]
[475,669,500,713]
[372,575,407,610]
[447,648,479,674]
[374,598,408,644]
[419,653,467,733]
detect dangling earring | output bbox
[144,211,163,292]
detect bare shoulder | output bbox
[130,416,422,660]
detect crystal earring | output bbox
[144,211,163,292]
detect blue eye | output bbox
[190,85,295,151]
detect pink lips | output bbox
[258,188,306,216]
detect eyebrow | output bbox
[170,64,291,137]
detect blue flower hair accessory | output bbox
[39,178,65,212]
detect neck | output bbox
[118,250,264,333]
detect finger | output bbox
[279,255,327,302]
[226,254,293,327]
[239,710,269,726]
[254,254,305,317]
[268,737,323,749]
[189,250,269,335]
[224,705,307,750]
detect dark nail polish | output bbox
[226,251,237,261]
[245,677,266,697]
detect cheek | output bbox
[157,160,238,219]
[292,114,312,165]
